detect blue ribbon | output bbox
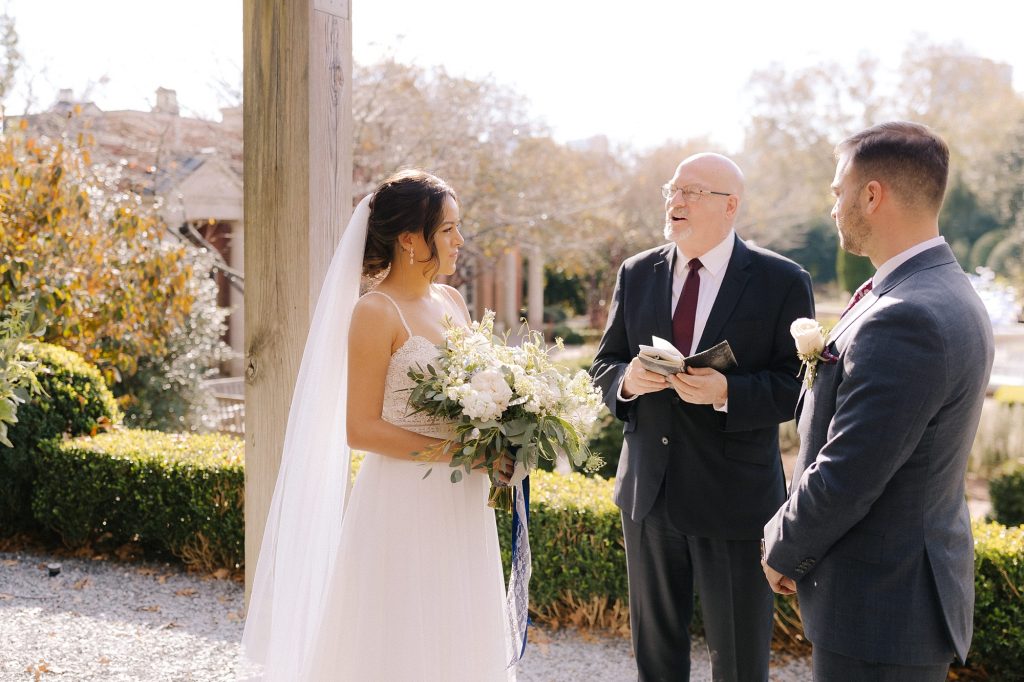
[506,475,532,668]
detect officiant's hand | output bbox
[621,357,668,398]
[667,367,727,405]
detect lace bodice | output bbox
[368,287,460,441]
[380,334,457,441]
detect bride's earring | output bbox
[408,247,415,265]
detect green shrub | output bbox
[18,438,1024,671]
[586,410,624,478]
[0,343,120,533]
[970,522,1024,678]
[495,470,627,617]
[990,469,1024,527]
[551,324,585,346]
[114,249,233,432]
[32,429,244,570]
[493,471,801,642]
[541,305,569,325]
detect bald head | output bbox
[664,153,745,257]
[676,153,746,200]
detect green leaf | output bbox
[450,470,463,483]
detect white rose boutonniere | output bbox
[790,318,837,389]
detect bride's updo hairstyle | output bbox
[362,169,458,278]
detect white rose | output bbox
[471,370,512,402]
[790,318,824,357]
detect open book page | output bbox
[638,336,738,376]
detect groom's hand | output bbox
[621,357,668,398]
[667,367,728,405]
[762,560,797,595]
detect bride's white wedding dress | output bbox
[302,290,513,681]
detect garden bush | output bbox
[114,249,233,432]
[19,441,1023,672]
[586,410,624,478]
[496,470,627,620]
[989,468,1024,527]
[551,324,585,346]
[0,343,120,533]
[32,430,243,570]
[970,522,1024,679]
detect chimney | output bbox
[219,106,242,130]
[154,87,180,115]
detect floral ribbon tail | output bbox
[505,475,531,668]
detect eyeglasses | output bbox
[661,184,732,202]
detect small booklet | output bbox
[637,336,738,376]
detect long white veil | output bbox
[239,195,372,680]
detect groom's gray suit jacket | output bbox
[764,243,994,665]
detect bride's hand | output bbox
[492,452,516,486]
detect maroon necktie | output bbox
[841,279,874,318]
[672,258,702,356]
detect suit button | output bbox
[661,437,669,445]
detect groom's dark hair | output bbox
[836,121,950,214]
[363,169,458,278]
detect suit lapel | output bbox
[795,383,808,420]
[825,292,877,345]
[826,244,957,346]
[651,245,674,342]
[696,235,752,352]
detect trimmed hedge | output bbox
[990,468,1024,527]
[496,470,627,614]
[33,430,243,570]
[18,439,1024,672]
[971,522,1024,679]
[0,343,120,533]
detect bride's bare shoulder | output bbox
[436,283,465,303]
[436,284,471,321]
[351,291,401,336]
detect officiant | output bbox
[590,152,815,682]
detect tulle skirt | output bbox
[303,453,514,681]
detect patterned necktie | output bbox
[672,258,703,356]
[841,278,874,318]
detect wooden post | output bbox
[243,0,353,600]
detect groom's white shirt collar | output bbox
[872,236,947,288]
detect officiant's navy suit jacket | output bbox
[591,235,814,540]
[763,243,994,665]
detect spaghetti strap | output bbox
[434,284,465,324]
[363,290,413,337]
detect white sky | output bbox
[5,1,1023,152]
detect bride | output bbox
[241,169,514,680]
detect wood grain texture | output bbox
[243,0,352,600]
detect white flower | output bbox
[790,318,825,357]
[789,318,835,389]
[456,369,513,421]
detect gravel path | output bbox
[0,550,812,681]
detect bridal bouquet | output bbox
[407,310,604,510]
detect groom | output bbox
[762,122,995,680]
[591,153,814,681]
